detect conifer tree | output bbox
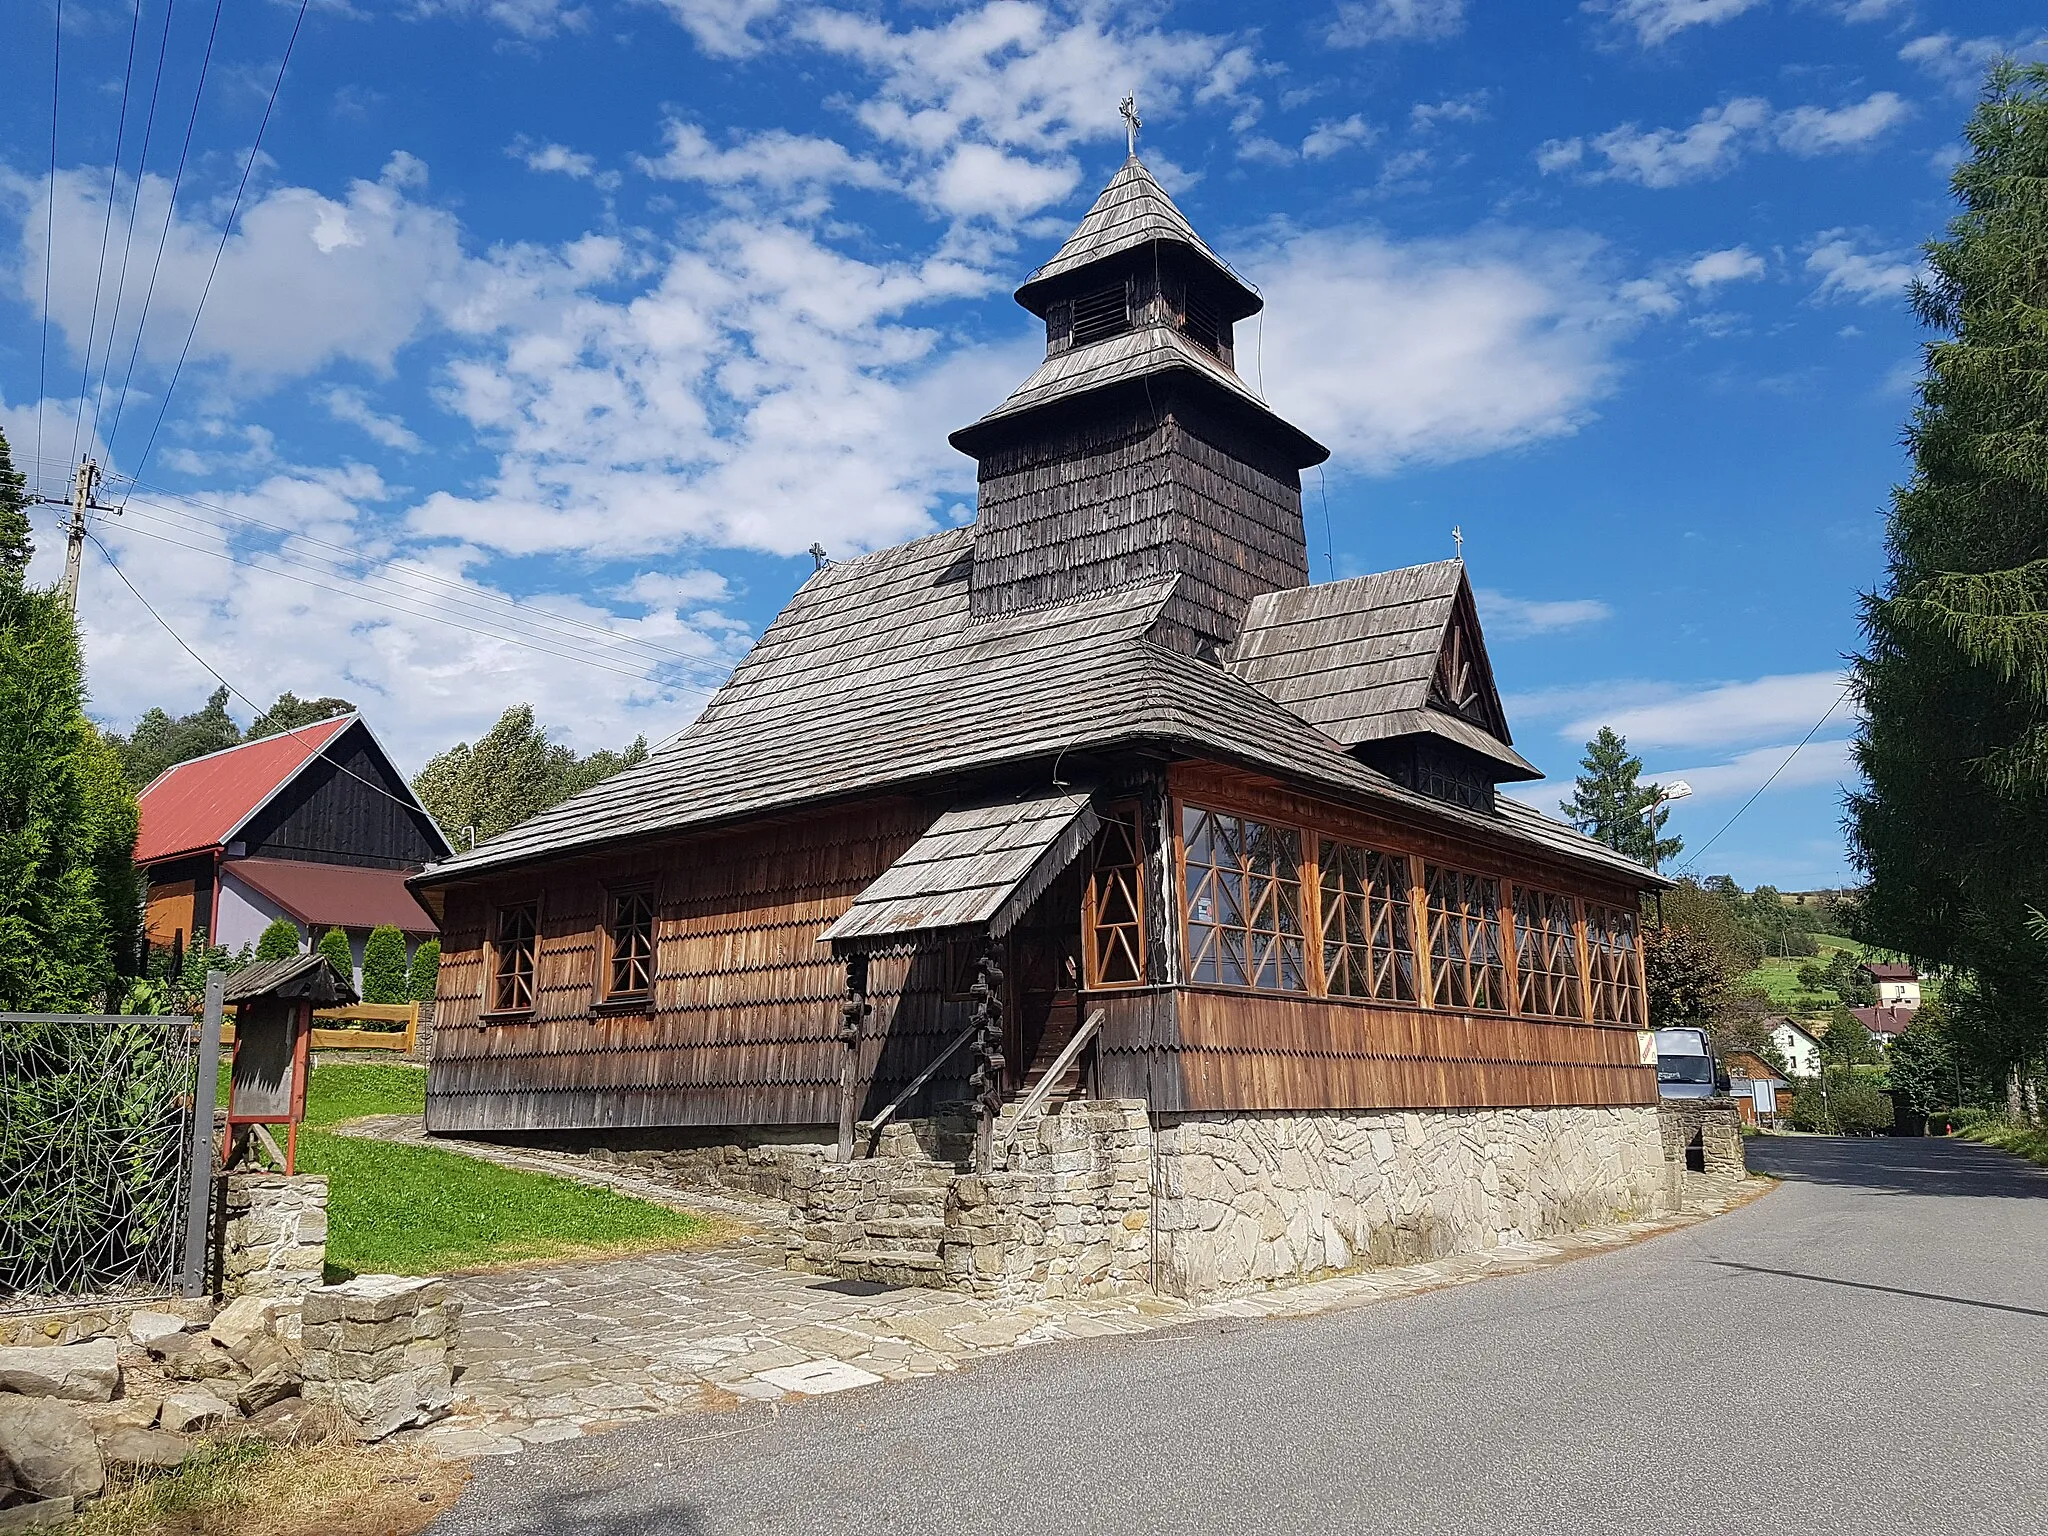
[1851,64,2048,1083]
[255,919,302,963]
[407,937,441,1003]
[0,427,142,1010]
[317,927,355,987]
[360,925,408,1004]
[1561,726,1682,868]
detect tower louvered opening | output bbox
[1071,282,1131,347]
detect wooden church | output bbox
[411,152,1661,1181]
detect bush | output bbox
[316,928,354,986]
[360,925,407,1005]
[254,919,301,962]
[1831,1075,1894,1136]
[407,937,441,1003]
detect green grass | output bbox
[1743,934,1867,1014]
[221,1063,711,1278]
[1960,1119,2048,1169]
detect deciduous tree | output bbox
[412,705,649,846]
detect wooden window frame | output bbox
[1177,804,1311,995]
[1083,804,1148,990]
[484,899,539,1018]
[1513,885,1587,1021]
[1167,783,1636,1023]
[1315,836,1419,1004]
[1422,863,1508,1014]
[600,886,656,1005]
[1585,903,1645,1027]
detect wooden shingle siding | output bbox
[426,801,977,1134]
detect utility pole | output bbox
[59,458,111,613]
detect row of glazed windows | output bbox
[1086,802,1641,1026]
[486,888,652,1014]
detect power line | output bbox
[71,0,147,470]
[118,0,309,498]
[88,511,687,684]
[1677,683,1856,872]
[36,0,64,477]
[105,0,223,462]
[109,476,717,669]
[88,0,180,457]
[82,526,454,824]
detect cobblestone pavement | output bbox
[347,1114,1766,1460]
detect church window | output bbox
[1319,840,1417,1003]
[1586,904,1643,1025]
[1182,806,1308,992]
[1514,887,1584,1019]
[1424,865,1505,1012]
[604,888,655,1001]
[489,902,538,1014]
[1084,807,1146,988]
[1180,287,1221,356]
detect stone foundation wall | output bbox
[1153,1105,1670,1300]
[945,1102,1153,1300]
[786,1102,1152,1301]
[479,1124,841,1204]
[221,1174,328,1300]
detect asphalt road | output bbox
[434,1136,2048,1536]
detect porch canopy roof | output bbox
[821,789,1100,955]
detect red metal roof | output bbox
[134,716,357,865]
[1850,1005,1916,1038]
[1859,962,1918,981]
[225,857,438,935]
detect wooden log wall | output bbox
[426,799,974,1135]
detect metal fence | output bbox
[0,1009,212,1306]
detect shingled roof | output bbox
[414,529,1654,891]
[1014,156,1258,319]
[1229,560,1538,781]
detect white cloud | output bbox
[932,143,1080,222]
[1249,227,1636,472]
[1411,93,1489,131]
[518,141,598,179]
[1901,30,2048,96]
[1539,92,1907,187]
[1590,0,1767,47]
[321,387,424,453]
[1641,736,1860,803]
[639,120,891,199]
[1829,0,1909,20]
[1806,231,1920,302]
[1776,91,1911,155]
[9,157,469,387]
[1301,114,1377,160]
[1474,589,1614,639]
[1686,245,1766,288]
[1567,670,1851,753]
[656,0,788,58]
[1328,0,1467,46]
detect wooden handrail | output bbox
[864,1021,979,1148]
[1001,1008,1105,1151]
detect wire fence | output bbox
[0,1013,200,1306]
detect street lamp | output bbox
[1646,780,1693,875]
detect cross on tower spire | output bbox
[1120,94,1141,157]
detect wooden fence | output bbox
[220,1001,419,1053]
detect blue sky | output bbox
[4,0,2039,890]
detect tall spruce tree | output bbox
[0,426,143,1009]
[1850,63,2048,1084]
[1561,726,1683,868]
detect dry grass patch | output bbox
[69,1438,469,1536]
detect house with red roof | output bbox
[136,714,451,984]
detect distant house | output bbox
[1849,1005,1915,1050]
[1723,1048,1788,1126]
[1859,962,1921,1010]
[134,714,450,988]
[1769,1017,1823,1078]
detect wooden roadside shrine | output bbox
[221,953,356,1175]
